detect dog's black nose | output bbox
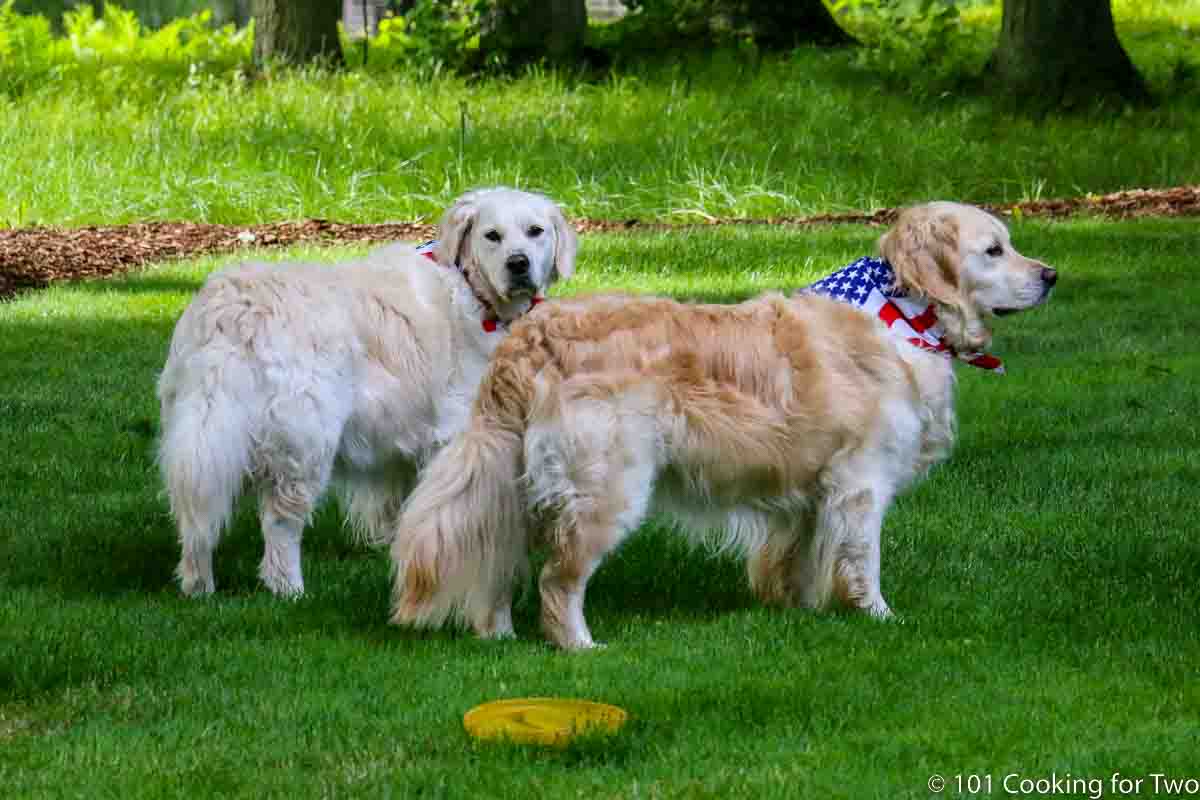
[1042,267,1058,287]
[506,253,530,276]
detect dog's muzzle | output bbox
[995,267,1057,316]
[506,253,535,293]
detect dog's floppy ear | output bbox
[878,207,963,309]
[548,200,578,282]
[880,205,989,351]
[436,193,482,268]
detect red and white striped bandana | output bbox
[804,257,1004,374]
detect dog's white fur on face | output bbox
[157,188,576,597]
[879,201,1054,353]
[389,202,1055,649]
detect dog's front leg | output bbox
[803,487,893,618]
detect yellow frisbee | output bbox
[463,698,628,746]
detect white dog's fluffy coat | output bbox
[158,188,577,596]
[390,202,1056,648]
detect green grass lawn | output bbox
[1,219,1197,797]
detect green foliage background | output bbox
[2,0,1199,88]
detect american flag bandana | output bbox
[416,240,543,334]
[803,257,1004,374]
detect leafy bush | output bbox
[616,0,721,45]
[9,0,245,30]
[0,1,251,96]
[341,0,483,74]
[0,0,496,85]
[345,0,592,75]
[832,0,993,88]
[594,0,853,58]
[0,1,59,92]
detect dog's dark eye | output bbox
[528,225,544,237]
[986,243,1004,257]
[484,230,502,243]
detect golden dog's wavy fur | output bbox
[390,202,1055,648]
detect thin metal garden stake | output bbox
[361,0,369,65]
[459,100,469,163]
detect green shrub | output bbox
[605,0,796,52]
[0,1,251,96]
[0,1,58,93]
[594,0,854,58]
[0,0,489,85]
[832,0,987,87]
[342,0,483,74]
[9,0,245,30]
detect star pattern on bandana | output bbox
[806,257,900,302]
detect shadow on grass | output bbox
[663,288,764,304]
[495,524,758,647]
[466,716,646,769]
[63,274,206,296]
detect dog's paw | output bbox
[555,633,604,651]
[178,570,215,597]
[867,600,895,620]
[472,607,516,640]
[179,578,215,597]
[260,572,305,599]
[477,626,517,641]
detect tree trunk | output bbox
[481,0,588,65]
[742,0,854,49]
[989,0,1149,106]
[252,0,343,67]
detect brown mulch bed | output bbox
[2,185,1198,301]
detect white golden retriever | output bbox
[158,188,577,597]
[390,202,1056,648]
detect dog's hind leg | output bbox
[257,481,320,597]
[255,395,343,597]
[167,472,228,597]
[528,379,663,649]
[468,573,519,641]
[539,514,632,650]
[175,508,223,597]
[338,464,417,548]
[747,510,814,607]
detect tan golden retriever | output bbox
[158,188,576,597]
[389,201,1056,648]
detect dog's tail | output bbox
[157,345,257,591]
[389,358,539,634]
